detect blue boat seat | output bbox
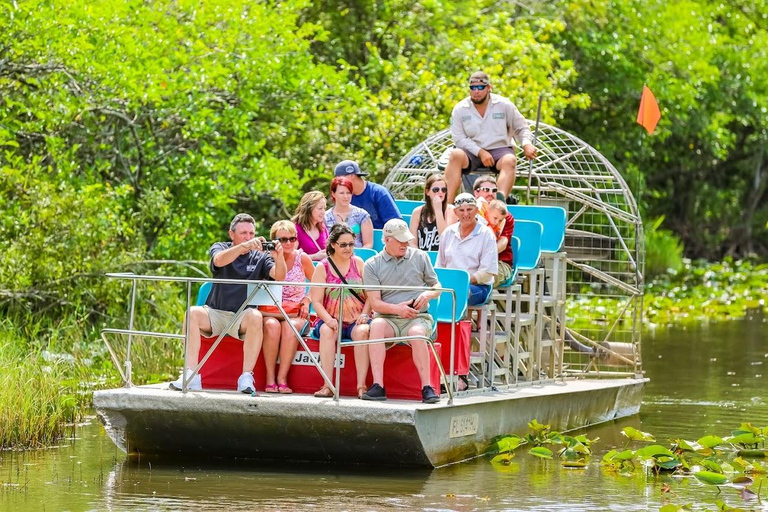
[197,282,212,306]
[507,205,568,379]
[394,199,422,215]
[372,229,385,252]
[354,247,378,262]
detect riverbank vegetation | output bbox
[2,0,767,447]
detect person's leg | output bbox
[407,324,432,388]
[239,309,264,374]
[182,306,212,370]
[468,284,488,306]
[261,317,282,388]
[495,153,518,199]
[445,149,470,203]
[276,318,304,386]
[350,323,371,391]
[367,318,394,386]
[317,323,337,387]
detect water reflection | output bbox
[1,316,766,511]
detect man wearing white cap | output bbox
[444,71,538,204]
[362,219,441,403]
[334,159,402,229]
[438,193,498,306]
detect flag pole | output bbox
[526,94,543,204]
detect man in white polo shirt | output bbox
[438,193,498,306]
[362,219,442,403]
[445,71,538,204]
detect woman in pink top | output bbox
[310,223,371,398]
[292,191,328,261]
[262,221,315,394]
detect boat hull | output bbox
[94,377,645,467]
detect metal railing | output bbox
[101,273,459,405]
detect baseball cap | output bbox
[383,218,415,243]
[334,160,369,177]
[454,193,477,207]
[469,71,490,85]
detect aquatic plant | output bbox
[488,421,767,509]
[568,258,768,330]
[486,419,598,468]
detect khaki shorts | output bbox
[376,313,434,340]
[494,261,513,287]
[206,306,261,340]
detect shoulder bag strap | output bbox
[326,257,366,306]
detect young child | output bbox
[478,199,514,286]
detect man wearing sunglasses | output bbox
[170,213,287,395]
[445,71,538,204]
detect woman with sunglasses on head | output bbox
[310,223,372,398]
[293,191,328,261]
[324,176,373,248]
[261,221,316,394]
[408,173,457,251]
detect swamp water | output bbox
[2,317,767,511]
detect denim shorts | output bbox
[468,284,492,306]
[312,320,366,341]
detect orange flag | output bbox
[636,85,661,134]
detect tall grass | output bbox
[0,344,87,449]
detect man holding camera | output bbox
[170,213,287,394]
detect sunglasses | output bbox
[431,186,448,193]
[278,236,297,243]
[454,197,477,207]
[469,85,488,91]
[476,186,498,193]
[335,242,355,248]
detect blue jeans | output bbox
[468,284,492,306]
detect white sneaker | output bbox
[237,372,255,394]
[169,369,202,391]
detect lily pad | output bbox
[696,435,724,449]
[693,470,728,485]
[634,444,675,459]
[529,446,554,459]
[621,426,656,442]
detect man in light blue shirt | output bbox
[334,160,402,229]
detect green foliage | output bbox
[554,0,768,259]
[645,216,685,278]
[569,259,768,330]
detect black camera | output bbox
[263,240,278,251]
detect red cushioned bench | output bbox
[197,336,442,400]
[435,320,471,376]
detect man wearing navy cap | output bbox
[334,159,402,229]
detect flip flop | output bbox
[278,384,293,394]
[357,386,367,399]
[265,384,279,393]
[314,386,333,398]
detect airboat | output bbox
[94,123,647,468]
